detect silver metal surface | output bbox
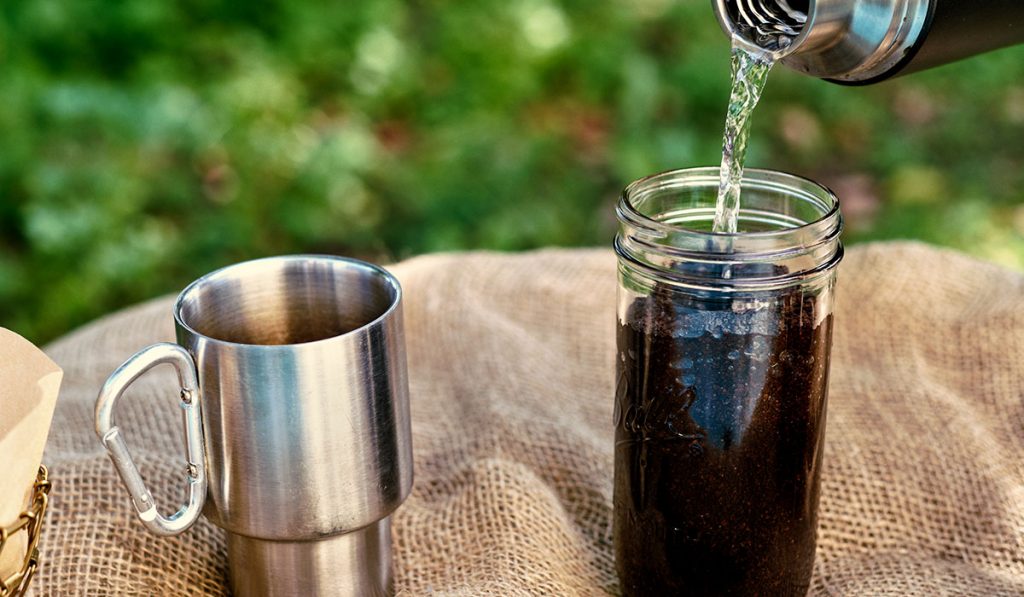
[96,255,413,596]
[228,518,393,597]
[95,342,207,537]
[713,0,933,82]
[173,255,413,541]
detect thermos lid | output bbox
[712,0,932,83]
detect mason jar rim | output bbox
[618,166,840,241]
[615,167,843,291]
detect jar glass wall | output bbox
[613,167,842,596]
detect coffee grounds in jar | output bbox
[613,283,833,596]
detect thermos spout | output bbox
[712,0,1024,84]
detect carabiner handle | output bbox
[95,343,207,537]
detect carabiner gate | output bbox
[95,343,207,537]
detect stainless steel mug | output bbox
[95,255,413,596]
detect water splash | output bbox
[712,44,775,234]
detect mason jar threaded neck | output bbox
[614,167,843,292]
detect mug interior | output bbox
[175,256,399,345]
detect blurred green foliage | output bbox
[1,0,1023,343]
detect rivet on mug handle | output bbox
[95,342,207,537]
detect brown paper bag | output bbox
[0,328,62,580]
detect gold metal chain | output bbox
[0,466,51,597]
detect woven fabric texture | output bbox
[35,242,1024,595]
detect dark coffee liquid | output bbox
[613,284,833,596]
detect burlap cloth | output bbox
[34,241,1024,595]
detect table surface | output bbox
[33,242,1024,595]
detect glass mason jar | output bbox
[612,167,843,596]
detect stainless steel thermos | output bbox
[713,0,1024,84]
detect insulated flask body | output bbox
[713,0,1024,83]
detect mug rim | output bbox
[173,254,402,348]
